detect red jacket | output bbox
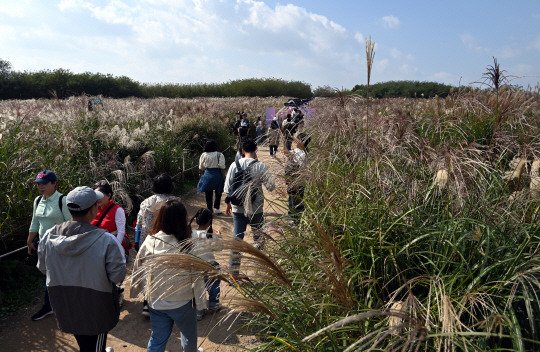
[91,200,122,234]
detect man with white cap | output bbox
[37,186,126,352]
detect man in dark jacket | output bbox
[38,186,126,352]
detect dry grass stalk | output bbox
[302,310,383,342]
[388,300,405,335]
[130,252,218,302]
[530,159,540,193]
[227,296,277,319]
[220,239,291,287]
[435,169,449,190]
[365,36,375,90]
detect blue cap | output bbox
[34,170,57,184]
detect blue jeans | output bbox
[197,262,221,316]
[230,212,264,274]
[147,301,198,352]
[286,140,292,151]
[256,127,262,144]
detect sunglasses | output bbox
[94,180,108,187]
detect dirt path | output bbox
[0,145,287,352]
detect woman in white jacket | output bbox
[131,199,206,352]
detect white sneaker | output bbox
[213,208,223,214]
[105,348,114,352]
[142,303,150,317]
[198,348,204,352]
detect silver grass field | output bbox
[1,86,540,350]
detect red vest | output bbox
[91,200,122,233]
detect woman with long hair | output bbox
[136,173,176,247]
[131,199,206,352]
[135,173,177,316]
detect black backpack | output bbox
[283,121,298,138]
[36,194,65,212]
[229,159,259,206]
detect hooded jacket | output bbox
[37,221,127,335]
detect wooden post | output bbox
[182,149,188,183]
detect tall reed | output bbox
[181,88,540,351]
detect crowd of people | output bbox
[27,108,311,351]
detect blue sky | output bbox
[1,0,539,90]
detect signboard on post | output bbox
[266,108,275,127]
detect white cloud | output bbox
[58,0,88,11]
[381,15,400,29]
[0,25,18,44]
[461,33,490,54]
[49,0,365,86]
[354,32,364,44]
[0,1,30,18]
[237,1,347,52]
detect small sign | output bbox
[266,108,276,127]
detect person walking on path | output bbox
[190,208,223,321]
[131,199,206,352]
[37,186,126,352]
[281,114,296,151]
[92,180,128,307]
[224,138,275,275]
[135,173,177,316]
[284,133,311,222]
[197,140,226,216]
[238,113,250,140]
[27,170,71,321]
[255,116,263,145]
[268,119,281,157]
[92,181,127,250]
[136,174,176,248]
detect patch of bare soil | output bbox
[0,146,287,352]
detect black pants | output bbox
[74,332,107,352]
[287,186,305,219]
[269,145,278,155]
[205,190,222,210]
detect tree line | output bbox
[1,58,459,100]
[0,59,312,99]
[352,80,454,98]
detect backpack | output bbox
[283,121,297,138]
[229,159,259,206]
